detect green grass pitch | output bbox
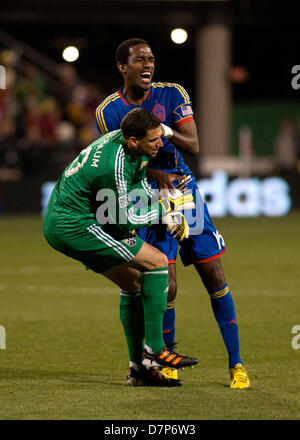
[0,213,299,420]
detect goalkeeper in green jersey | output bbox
[43,108,198,386]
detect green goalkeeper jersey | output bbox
[44,129,162,237]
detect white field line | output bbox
[0,284,117,295]
[0,265,79,275]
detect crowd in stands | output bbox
[0,48,106,180]
[1,48,300,183]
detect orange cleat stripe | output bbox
[159,351,170,359]
[166,354,177,362]
[172,357,183,365]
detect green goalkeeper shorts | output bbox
[43,219,144,274]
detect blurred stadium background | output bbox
[0,0,300,421]
[1,0,300,214]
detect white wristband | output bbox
[161,123,174,139]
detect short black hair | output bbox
[120,108,161,140]
[116,38,150,65]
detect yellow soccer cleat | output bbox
[229,363,251,389]
[161,367,179,381]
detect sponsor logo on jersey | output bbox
[152,103,166,121]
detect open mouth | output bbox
[140,72,152,83]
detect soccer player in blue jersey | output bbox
[95,38,250,388]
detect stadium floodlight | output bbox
[170,28,188,44]
[62,46,79,62]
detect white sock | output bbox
[129,361,138,371]
[144,344,154,354]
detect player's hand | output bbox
[162,211,189,241]
[175,175,193,192]
[147,169,186,190]
[159,188,195,214]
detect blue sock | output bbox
[163,301,175,350]
[209,284,243,369]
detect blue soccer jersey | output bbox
[95,82,194,175]
[95,82,226,264]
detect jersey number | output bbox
[65,146,92,177]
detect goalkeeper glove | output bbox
[168,188,195,211]
[163,211,189,241]
[159,188,195,213]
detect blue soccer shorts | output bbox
[137,175,226,265]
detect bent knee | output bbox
[195,259,226,291]
[154,251,168,269]
[120,277,142,293]
[134,242,168,271]
[146,244,168,269]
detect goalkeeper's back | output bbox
[46,130,123,217]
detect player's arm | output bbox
[112,165,163,233]
[161,119,199,156]
[116,185,167,233]
[108,158,191,239]
[162,84,200,156]
[119,184,191,241]
[145,119,198,189]
[130,176,155,197]
[146,168,185,190]
[114,174,192,235]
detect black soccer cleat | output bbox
[126,366,182,387]
[126,367,140,386]
[142,347,199,370]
